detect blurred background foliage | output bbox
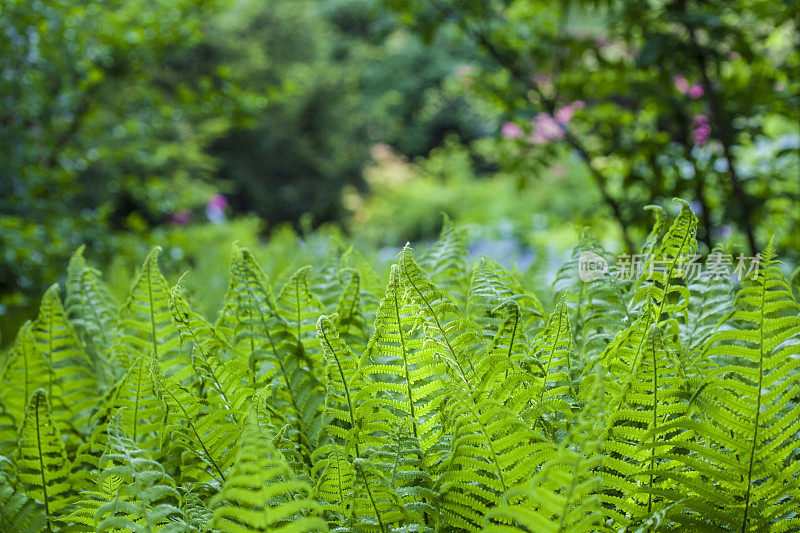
[1,0,798,345]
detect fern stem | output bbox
[393,280,418,438]
[741,277,767,532]
[35,397,52,533]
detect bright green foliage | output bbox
[0,202,798,532]
[209,414,327,533]
[15,390,74,531]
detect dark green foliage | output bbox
[0,202,798,532]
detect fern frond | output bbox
[0,457,47,533]
[0,322,49,453]
[15,389,74,529]
[65,245,119,387]
[484,374,605,533]
[31,284,98,444]
[400,245,481,390]
[654,242,800,531]
[358,264,445,451]
[276,265,326,373]
[209,413,327,532]
[115,247,184,378]
[334,268,369,355]
[419,214,470,303]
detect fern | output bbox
[653,242,800,531]
[209,413,327,532]
[15,389,74,531]
[0,455,47,533]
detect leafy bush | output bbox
[1,200,799,532]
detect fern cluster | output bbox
[1,200,798,532]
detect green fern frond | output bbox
[525,302,577,437]
[155,372,239,485]
[276,265,326,373]
[484,374,605,533]
[32,284,98,443]
[334,268,369,355]
[317,315,362,457]
[400,245,481,390]
[314,445,355,527]
[115,247,184,378]
[209,413,327,533]
[0,457,47,533]
[467,257,544,344]
[15,389,74,529]
[358,264,445,451]
[65,245,119,387]
[419,214,470,303]
[0,322,49,453]
[653,242,800,531]
[631,199,698,337]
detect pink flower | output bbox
[673,75,690,94]
[692,115,711,146]
[688,84,704,99]
[554,101,584,124]
[728,51,740,60]
[530,113,564,144]
[208,194,228,210]
[501,121,524,139]
[171,210,192,226]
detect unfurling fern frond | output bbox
[654,242,800,531]
[115,247,184,378]
[15,389,74,530]
[484,374,605,533]
[210,414,327,533]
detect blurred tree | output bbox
[0,0,258,330]
[383,0,800,255]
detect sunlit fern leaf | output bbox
[31,284,98,446]
[357,264,445,453]
[209,413,328,533]
[182,490,212,531]
[316,315,362,458]
[400,245,482,390]
[334,268,369,355]
[631,199,698,341]
[600,324,689,527]
[276,265,326,373]
[115,247,184,379]
[15,389,74,530]
[155,372,239,486]
[467,257,544,344]
[419,214,470,303]
[680,244,735,357]
[436,386,554,532]
[653,242,800,531]
[484,373,605,533]
[0,457,47,533]
[65,245,119,388]
[524,301,577,438]
[0,322,49,455]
